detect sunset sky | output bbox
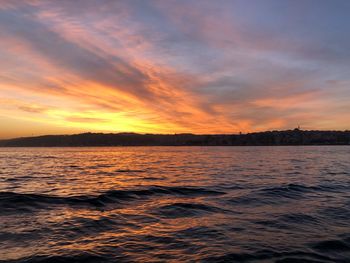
[0,0,349,138]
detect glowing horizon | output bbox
[1,0,350,139]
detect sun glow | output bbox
[0,1,350,138]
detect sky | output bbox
[0,0,349,138]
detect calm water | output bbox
[0,146,349,262]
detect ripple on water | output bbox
[154,202,225,218]
[0,146,349,262]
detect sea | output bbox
[0,146,349,262]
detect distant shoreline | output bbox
[1,129,350,147]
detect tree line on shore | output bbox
[1,129,350,147]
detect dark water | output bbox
[0,146,349,262]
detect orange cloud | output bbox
[0,1,349,138]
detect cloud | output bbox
[0,0,349,137]
[65,116,108,123]
[17,105,48,113]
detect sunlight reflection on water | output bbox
[0,146,349,262]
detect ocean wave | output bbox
[1,147,350,262]
[0,186,225,210]
[154,202,225,218]
[202,249,337,263]
[259,183,321,197]
[2,252,128,263]
[311,239,350,252]
[226,183,347,207]
[114,169,147,173]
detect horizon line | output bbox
[2,128,350,141]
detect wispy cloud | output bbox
[0,0,349,137]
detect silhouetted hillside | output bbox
[0,129,349,147]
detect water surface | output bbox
[0,146,349,262]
